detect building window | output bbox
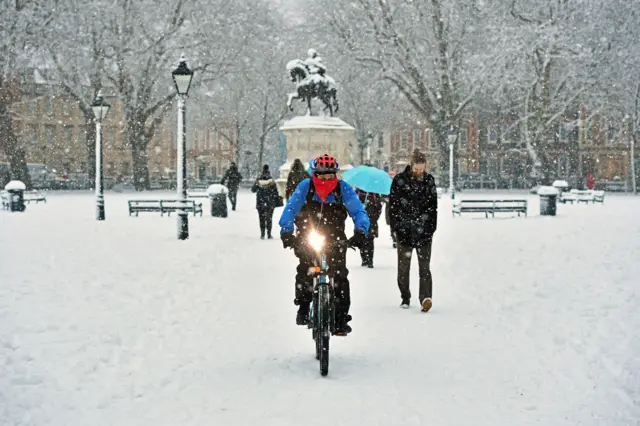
[459,128,468,149]
[28,124,38,145]
[62,101,71,116]
[45,125,56,145]
[221,135,230,150]
[45,98,54,116]
[378,134,384,148]
[487,127,498,145]
[558,123,571,143]
[413,130,421,148]
[28,102,37,116]
[63,125,73,144]
[606,125,616,146]
[106,132,115,149]
[558,156,570,177]
[400,133,408,149]
[428,129,436,149]
[487,157,499,176]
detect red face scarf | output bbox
[312,175,339,202]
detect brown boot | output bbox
[421,298,432,313]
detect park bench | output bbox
[128,199,203,217]
[186,190,210,199]
[565,189,605,204]
[0,191,8,210]
[452,199,528,218]
[23,190,47,204]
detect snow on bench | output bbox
[452,199,528,218]
[561,189,604,204]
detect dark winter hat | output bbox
[263,164,270,172]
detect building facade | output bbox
[2,69,237,188]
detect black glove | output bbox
[281,232,296,249]
[348,230,366,249]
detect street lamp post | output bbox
[447,127,457,200]
[172,54,194,240]
[632,132,637,195]
[91,90,111,220]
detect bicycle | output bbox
[298,230,351,376]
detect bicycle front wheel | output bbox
[317,285,330,376]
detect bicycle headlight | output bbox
[307,230,325,252]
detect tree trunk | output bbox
[0,103,31,188]
[131,143,150,190]
[83,116,96,189]
[126,118,150,191]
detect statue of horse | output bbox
[286,58,339,116]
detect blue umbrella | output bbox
[340,165,392,195]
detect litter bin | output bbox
[4,180,26,212]
[207,184,229,218]
[538,186,558,216]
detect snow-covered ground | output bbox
[1,190,639,426]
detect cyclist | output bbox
[279,154,370,335]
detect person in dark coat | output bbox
[383,195,396,248]
[389,151,438,312]
[251,165,280,239]
[221,162,243,211]
[356,189,383,268]
[285,159,309,201]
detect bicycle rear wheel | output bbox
[317,285,330,376]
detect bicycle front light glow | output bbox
[308,231,325,252]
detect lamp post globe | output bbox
[91,90,111,220]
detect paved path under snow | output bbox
[1,191,639,425]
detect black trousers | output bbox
[258,208,274,236]
[228,190,238,210]
[294,243,351,321]
[360,236,375,266]
[397,240,433,302]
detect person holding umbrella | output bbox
[355,189,383,268]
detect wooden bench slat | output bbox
[453,199,528,218]
[128,199,203,217]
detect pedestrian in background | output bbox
[389,151,438,312]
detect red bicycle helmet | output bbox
[311,154,340,173]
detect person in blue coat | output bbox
[279,154,369,335]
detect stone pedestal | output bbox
[277,115,355,196]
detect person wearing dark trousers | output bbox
[389,151,438,312]
[221,162,243,211]
[252,165,280,239]
[356,189,382,268]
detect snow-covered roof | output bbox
[4,180,26,191]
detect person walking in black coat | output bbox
[221,162,243,211]
[356,189,383,268]
[389,151,438,312]
[252,165,280,239]
[285,159,309,201]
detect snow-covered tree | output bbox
[0,0,56,187]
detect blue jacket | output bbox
[279,178,370,236]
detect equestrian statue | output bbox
[286,48,339,116]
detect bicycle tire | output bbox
[318,285,330,376]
